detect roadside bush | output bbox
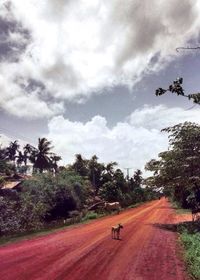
[0,171,92,235]
[99,181,123,202]
[0,176,5,188]
[181,232,200,280]
[0,160,15,176]
[0,197,21,235]
[0,194,47,235]
[21,172,90,219]
[82,211,98,221]
[0,170,90,235]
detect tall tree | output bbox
[88,155,104,195]
[33,138,53,173]
[132,169,143,188]
[101,162,118,186]
[113,168,127,193]
[16,151,25,167]
[72,154,88,177]
[6,140,20,164]
[23,144,35,166]
[50,154,62,174]
[145,122,200,208]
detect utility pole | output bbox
[124,167,133,181]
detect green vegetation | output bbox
[145,122,200,210]
[162,219,200,280]
[169,199,191,215]
[176,221,200,280]
[0,139,158,237]
[82,211,99,221]
[145,122,200,279]
[181,232,200,280]
[170,202,200,280]
[155,77,200,105]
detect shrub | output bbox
[0,176,5,188]
[83,211,98,221]
[181,232,200,280]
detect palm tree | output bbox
[33,138,53,173]
[16,151,25,167]
[16,151,28,174]
[23,144,35,166]
[72,154,88,176]
[101,161,118,186]
[132,169,143,189]
[50,154,62,173]
[6,140,20,164]
[105,162,118,176]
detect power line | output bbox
[0,126,36,146]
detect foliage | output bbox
[82,211,98,221]
[0,160,15,175]
[21,171,90,220]
[0,138,62,175]
[155,77,200,105]
[181,232,200,280]
[32,138,55,173]
[5,140,19,162]
[99,181,123,203]
[155,215,200,280]
[0,195,44,235]
[0,197,21,235]
[0,146,6,161]
[0,138,157,236]
[72,154,89,177]
[0,176,5,188]
[145,122,200,208]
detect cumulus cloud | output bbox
[0,62,64,119]
[0,133,12,147]
[127,105,200,129]
[46,105,200,173]
[0,0,200,118]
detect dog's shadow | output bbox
[112,237,123,241]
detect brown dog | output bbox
[111,223,123,239]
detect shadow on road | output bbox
[152,221,200,234]
[112,238,123,241]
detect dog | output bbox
[111,223,123,239]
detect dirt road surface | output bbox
[0,198,190,280]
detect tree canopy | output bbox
[155,77,200,105]
[145,122,200,208]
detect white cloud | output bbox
[46,105,200,173]
[0,0,200,118]
[128,105,200,129]
[0,63,64,119]
[0,133,12,147]
[0,133,28,148]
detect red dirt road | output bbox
[0,198,190,280]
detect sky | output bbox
[0,0,200,175]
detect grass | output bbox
[169,200,200,280]
[154,221,200,280]
[127,202,144,209]
[170,200,191,215]
[180,231,200,280]
[82,211,100,221]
